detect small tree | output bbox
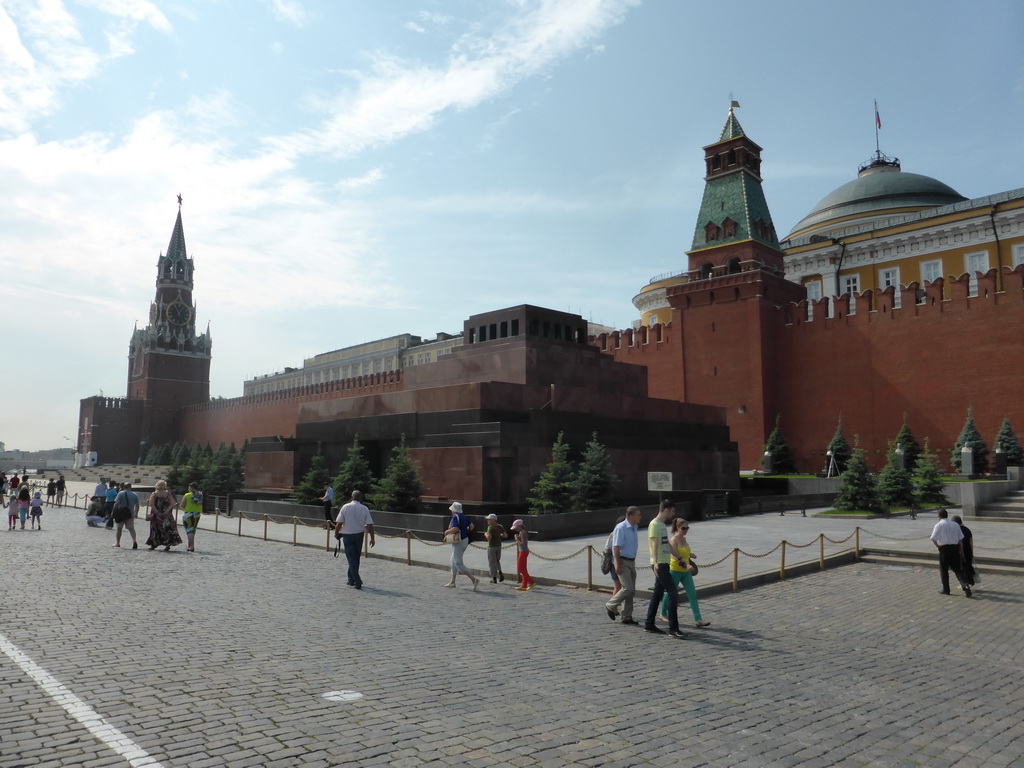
[877,441,914,510]
[171,441,191,465]
[527,432,577,514]
[913,438,949,505]
[204,443,244,497]
[832,438,882,512]
[573,433,618,512]
[826,417,852,475]
[893,414,922,472]
[155,442,175,466]
[994,416,1024,466]
[951,407,990,474]
[294,454,332,505]
[369,435,424,513]
[332,435,376,500]
[762,415,796,474]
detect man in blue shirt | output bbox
[604,506,642,625]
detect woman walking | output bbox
[511,519,535,591]
[145,480,183,551]
[442,501,479,589]
[180,482,204,552]
[660,517,710,628]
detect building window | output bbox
[843,274,859,315]
[921,259,942,285]
[879,267,901,309]
[805,280,821,321]
[965,251,988,297]
[1012,243,1024,269]
[705,222,720,243]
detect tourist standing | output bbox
[56,475,67,506]
[112,483,140,549]
[181,482,204,552]
[952,515,976,586]
[484,513,507,583]
[334,490,375,589]
[29,492,43,529]
[16,486,30,530]
[511,519,536,591]
[45,479,56,507]
[145,480,182,551]
[104,481,118,528]
[320,482,334,525]
[443,502,479,590]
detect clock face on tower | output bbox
[166,301,192,326]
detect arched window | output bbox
[727,257,741,274]
[699,262,713,280]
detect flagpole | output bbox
[874,100,881,156]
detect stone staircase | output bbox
[976,489,1024,521]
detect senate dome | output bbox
[787,153,967,241]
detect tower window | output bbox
[704,222,721,243]
[722,218,736,239]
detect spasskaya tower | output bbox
[127,197,212,452]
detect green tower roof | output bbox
[165,209,188,262]
[689,109,779,253]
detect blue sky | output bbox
[2,0,1022,452]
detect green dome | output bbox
[789,157,967,239]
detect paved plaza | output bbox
[2,502,1023,767]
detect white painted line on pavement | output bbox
[0,631,166,768]
[322,689,364,702]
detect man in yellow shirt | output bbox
[644,500,685,638]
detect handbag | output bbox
[600,548,613,575]
[443,531,460,544]
[112,505,132,524]
[688,559,699,576]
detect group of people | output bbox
[930,508,978,597]
[603,500,709,638]
[87,477,205,553]
[2,473,45,530]
[443,502,536,591]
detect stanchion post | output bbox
[819,533,825,569]
[732,548,739,591]
[293,517,298,546]
[238,512,243,537]
[780,540,787,580]
[406,531,412,566]
[855,527,860,560]
[587,545,593,591]
[214,509,220,532]
[263,514,269,541]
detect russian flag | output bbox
[875,100,882,129]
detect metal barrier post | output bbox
[855,527,861,560]
[587,545,593,591]
[406,531,412,565]
[238,513,243,537]
[802,503,807,517]
[780,540,787,579]
[214,510,220,532]
[732,548,739,591]
[293,517,298,546]
[263,515,269,541]
[819,533,825,569]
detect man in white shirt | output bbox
[930,508,970,597]
[334,490,375,590]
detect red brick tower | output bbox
[665,108,805,468]
[127,199,212,455]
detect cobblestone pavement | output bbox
[2,506,1023,767]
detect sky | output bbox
[1,0,1022,452]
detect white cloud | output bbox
[265,0,309,27]
[0,0,171,132]
[263,0,639,161]
[336,168,384,190]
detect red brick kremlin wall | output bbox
[599,266,1024,472]
[177,371,404,449]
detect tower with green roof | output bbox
[686,106,786,276]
